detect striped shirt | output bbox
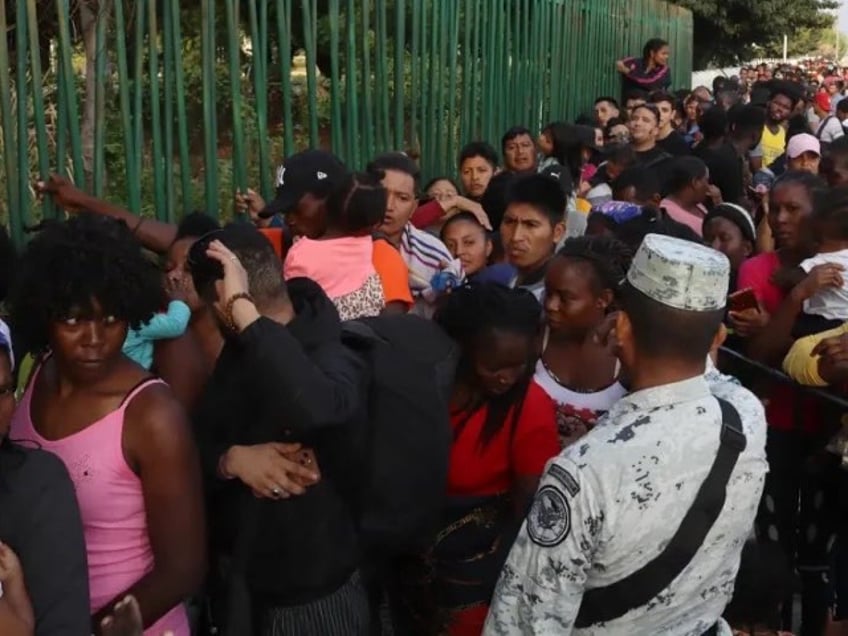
[399,223,463,316]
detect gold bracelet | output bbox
[223,292,254,331]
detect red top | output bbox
[447,381,560,497]
[737,251,783,315]
[411,200,444,230]
[736,251,820,434]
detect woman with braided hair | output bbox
[397,283,559,636]
[536,236,634,448]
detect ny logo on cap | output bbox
[276,166,286,187]
[317,171,328,180]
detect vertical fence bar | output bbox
[425,0,439,177]
[249,0,271,199]
[469,0,481,139]
[483,0,495,142]
[276,0,294,156]
[201,0,219,216]
[162,0,176,221]
[375,0,390,152]
[446,0,459,170]
[0,0,19,241]
[15,0,30,226]
[328,0,343,158]
[434,0,447,174]
[56,46,68,179]
[530,1,543,128]
[26,0,53,218]
[459,0,471,143]
[92,2,107,198]
[545,1,556,122]
[409,0,421,155]
[224,0,246,195]
[360,0,374,161]
[147,0,165,221]
[419,0,431,176]
[132,0,145,205]
[393,0,405,151]
[345,0,360,168]
[112,0,139,213]
[302,0,319,147]
[56,0,84,184]
[169,0,192,213]
[504,0,516,127]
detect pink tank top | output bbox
[10,368,189,636]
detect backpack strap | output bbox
[817,115,834,139]
[574,397,746,628]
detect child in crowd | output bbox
[790,186,848,338]
[0,541,34,636]
[284,171,387,320]
[122,293,191,370]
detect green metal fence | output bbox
[0,0,692,244]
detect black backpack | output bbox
[342,313,458,555]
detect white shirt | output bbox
[801,249,848,321]
[817,115,845,144]
[484,369,768,636]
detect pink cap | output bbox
[786,133,821,159]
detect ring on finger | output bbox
[271,487,281,497]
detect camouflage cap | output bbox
[626,233,730,311]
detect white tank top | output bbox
[534,330,627,447]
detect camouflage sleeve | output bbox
[483,457,605,635]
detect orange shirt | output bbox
[258,228,285,261]
[372,238,413,307]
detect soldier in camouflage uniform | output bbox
[484,234,768,635]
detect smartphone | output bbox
[727,288,758,313]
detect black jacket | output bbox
[0,445,90,635]
[194,278,368,606]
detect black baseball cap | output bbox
[258,150,347,218]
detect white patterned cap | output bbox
[626,234,730,311]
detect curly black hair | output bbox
[435,283,541,448]
[555,236,633,295]
[10,213,166,353]
[176,211,220,241]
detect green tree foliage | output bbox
[676,0,839,69]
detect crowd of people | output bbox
[5,36,848,636]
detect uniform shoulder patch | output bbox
[527,485,571,547]
[549,464,580,497]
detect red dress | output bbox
[440,381,560,636]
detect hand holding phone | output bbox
[727,288,758,313]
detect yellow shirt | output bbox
[783,322,848,386]
[760,125,786,168]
